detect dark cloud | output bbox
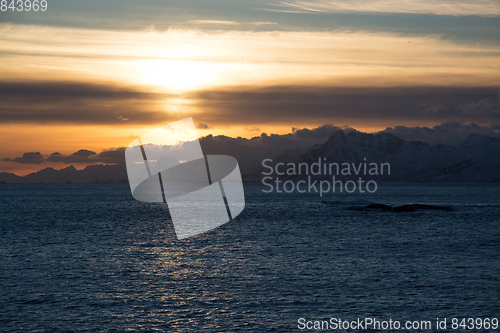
[96,148,127,163]
[292,124,353,139]
[196,123,210,129]
[0,81,176,124]
[459,98,499,117]
[47,149,97,163]
[3,152,45,164]
[380,121,500,145]
[491,123,500,131]
[2,81,499,126]
[4,148,125,165]
[189,86,500,125]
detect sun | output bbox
[139,59,214,92]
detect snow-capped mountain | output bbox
[257,130,500,182]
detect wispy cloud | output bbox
[188,20,278,28]
[189,20,240,25]
[2,24,499,92]
[270,0,500,17]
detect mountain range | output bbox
[248,131,500,182]
[0,163,128,184]
[1,131,499,183]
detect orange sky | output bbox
[1,22,499,175]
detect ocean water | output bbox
[0,183,499,332]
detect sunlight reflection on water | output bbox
[0,183,499,331]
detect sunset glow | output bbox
[1,1,499,175]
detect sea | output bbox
[1,183,499,332]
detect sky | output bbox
[0,0,499,175]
